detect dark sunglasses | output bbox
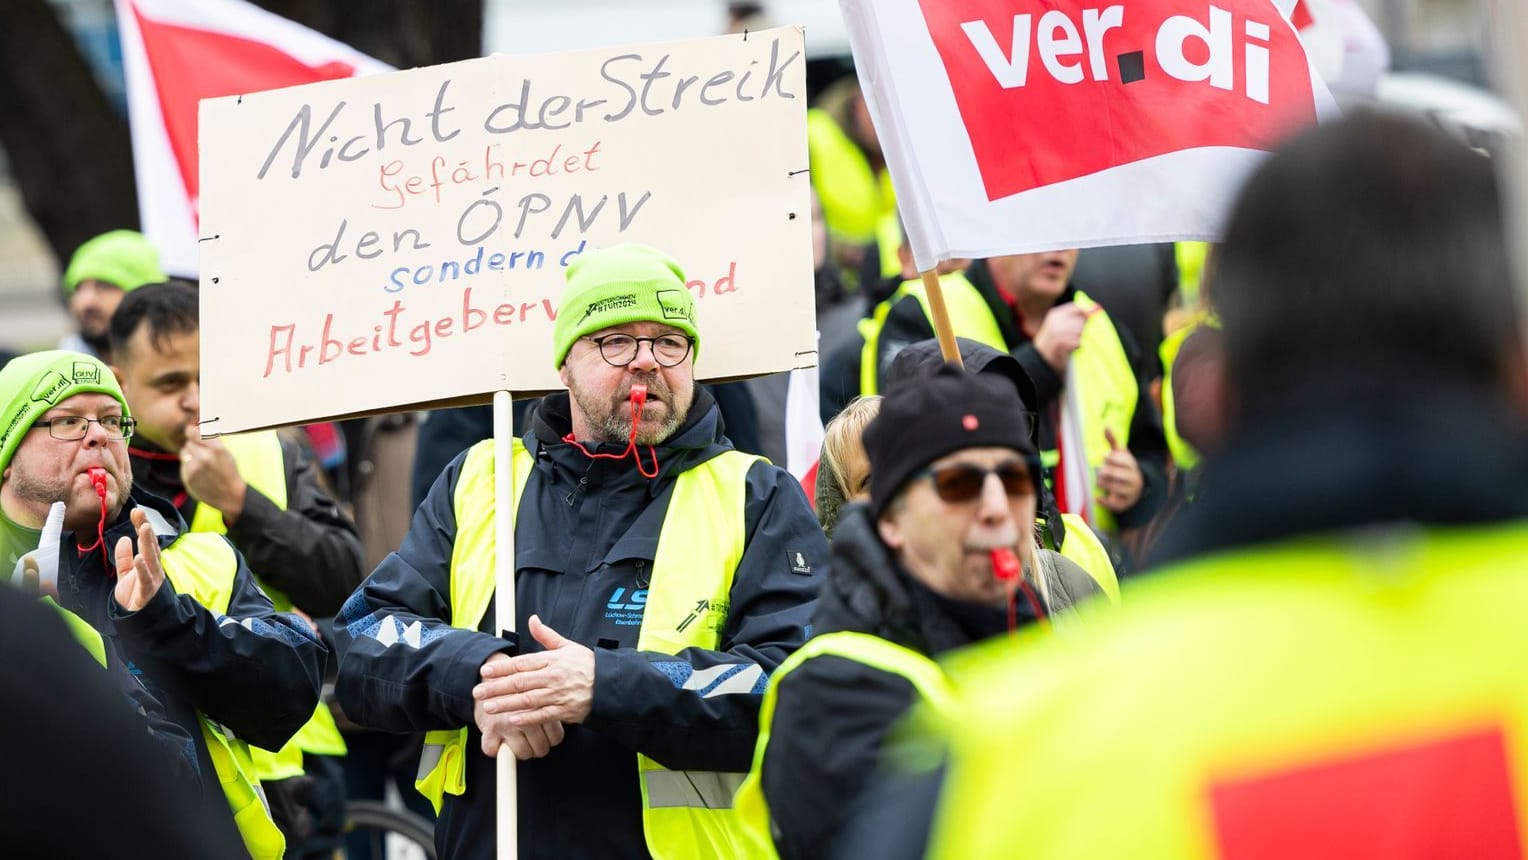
[915,460,1034,504]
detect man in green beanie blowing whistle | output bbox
[336,242,828,860]
[0,350,326,859]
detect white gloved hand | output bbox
[12,502,65,598]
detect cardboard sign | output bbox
[838,0,1337,271]
[198,28,814,434]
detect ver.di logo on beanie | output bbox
[552,243,701,369]
[0,351,131,479]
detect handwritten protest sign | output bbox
[199,27,813,434]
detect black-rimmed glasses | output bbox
[586,334,693,368]
[31,415,136,441]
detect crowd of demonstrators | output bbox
[3,54,1522,860]
[833,112,1528,859]
[107,281,366,857]
[334,243,827,860]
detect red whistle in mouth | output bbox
[990,546,1020,582]
[87,467,108,498]
[629,384,648,407]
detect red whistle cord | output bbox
[76,468,112,569]
[562,385,660,479]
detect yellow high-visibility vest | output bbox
[186,430,347,783]
[417,438,769,859]
[734,631,956,857]
[926,522,1528,859]
[857,271,1006,396]
[159,531,288,860]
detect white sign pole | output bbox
[491,390,518,859]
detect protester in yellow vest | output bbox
[335,243,827,860]
[834,113,1528,860]
[109,281,364,857]
[0,350,324,859]
[737,364,1099,859]
[823,241,1169,552]
[808,76,902,287]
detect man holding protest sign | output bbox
[0,350,325,859]
[108,281,365,857]
[336,242,827,860]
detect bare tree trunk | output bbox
[0,0,139,264]
[0,0,483,265]
[252,0,484,67]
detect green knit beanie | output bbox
[0,351,130,478]
[62,230,166,294]
[552,243,700,369]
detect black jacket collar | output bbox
[1151,378,1528,566]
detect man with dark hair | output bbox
[109,281,366,858]
[836,112,1528,858]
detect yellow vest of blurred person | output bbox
[418,438,768,859]
[923,523,1528,859]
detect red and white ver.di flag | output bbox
[838,0,1338,271]
[115,0,392,275]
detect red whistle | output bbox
[87,467,108,498]
[990,546,1020,582]
[629,384,648,406]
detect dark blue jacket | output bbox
[336,389,827,860]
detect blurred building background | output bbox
[0,0,1507,355]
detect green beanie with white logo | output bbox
[552,243,700,369]
[0,351,130,478]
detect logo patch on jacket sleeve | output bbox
[788,551,812,575]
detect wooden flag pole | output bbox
[492,390,519,860]
[919,269,965,367]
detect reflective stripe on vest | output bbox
[1053,291,1138,532]
[158,530,287,860]
[807,108,896,248]
[858,272,1007,396]
[186,429,348,776]
[734,631,957,857]
[418,438,767,859]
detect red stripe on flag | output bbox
[130,3,356,216]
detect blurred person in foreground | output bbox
[836,111,1528,858]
